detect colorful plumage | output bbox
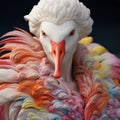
[0,28,120,120]
[80,37,120,86]
[0,0,120,120]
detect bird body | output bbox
[0,0,120,120]
[0,28,120,120]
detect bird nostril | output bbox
[53,50,56,55]
[53,49,63,56]
[60,50,62,55]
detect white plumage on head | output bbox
[24,0,93,38]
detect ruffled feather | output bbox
[0,29,120,120]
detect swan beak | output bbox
[51,40,65,78]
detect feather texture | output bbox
[0,29,120,120]
[80,37,120,86]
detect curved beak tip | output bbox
[53,72,61,78]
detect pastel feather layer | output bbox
[0,28,84,120]
[0,29,120,120]
[80,37,120,85]
[79,37,120,119]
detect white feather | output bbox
[0,69,18,83]
[24,0,93,38]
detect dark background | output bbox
[0,0,120,55]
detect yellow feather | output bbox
[79,36,93,46]
[90,46,108,56]
[97,64,110,78]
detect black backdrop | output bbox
[0,0,120,55]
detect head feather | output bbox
[24,0,93,38]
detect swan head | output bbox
[39,20,80,78]
[24,0,93,78]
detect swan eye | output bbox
[41,31,47,37]
[69,30,75,36]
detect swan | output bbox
[0,0,120,120]
[24,0,93,90]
